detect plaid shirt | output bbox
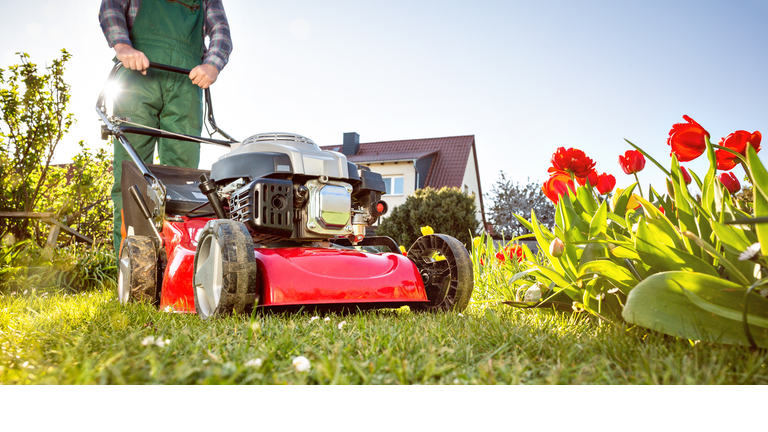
[99,0,232,71]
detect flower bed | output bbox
[475,116,768,348]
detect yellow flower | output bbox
[472,236,482,249]
[420,226,434,236]
[399,245,407,255]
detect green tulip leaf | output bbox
[635,223,718,276]
[683,231,750,286]
[623,271,768,348]
[613,183,638,217]
[578,260,638,294]
[589,200,608,238]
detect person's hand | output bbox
[114,43,149,75]
[189,64,219,89]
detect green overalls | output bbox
[111,0,205,254]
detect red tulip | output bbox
[680,166,692,185]
[718,172,741,194]
[715,130,762,171]
[542,171,576,204]
[577,169,598,187]
[659,205,665,215]
[667,115,710,162]
[549,147,596,178]
[595,173,616,195]
[507,245,524,263]
[618,150,646,175]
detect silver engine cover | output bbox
[222,133,350,179]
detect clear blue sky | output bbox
[2,0,767,201]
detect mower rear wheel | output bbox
[407,234,474,312]
[193,220,258,320]
[117,236,158,305]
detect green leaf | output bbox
[683,231,750,286]
[711,220,752,256]
[578,260,638,294]
[635,223,718,277]
[530,209,566,275]
[589,200,608,238]
[746,145,768,257]
[532,265,579,298]
[671,156,700,257]
[576,185,598,214]
[623,272,768,347]
[613,183,638,217]
[702,135,718,216]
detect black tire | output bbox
[193,220,258,320]
[117,236,158,304]
[407,234,474,312]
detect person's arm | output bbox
[99,0,149,74]
[189,0,233,89]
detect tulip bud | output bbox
[549,238,565,257]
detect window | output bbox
[383,176,404,195]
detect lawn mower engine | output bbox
[104,63,473,321]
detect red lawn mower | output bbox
[96,62,473,319]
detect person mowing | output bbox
[98,0,233,256]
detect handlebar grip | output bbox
[148,62,192,75]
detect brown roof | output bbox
[321,135,475,189]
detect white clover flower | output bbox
[323,317,331,323]
[607,287,619,294]
[458,313,464,317]
[250,321,261,332]
[292,356,311,372]
[337,321,347,330]
[245,358,263,368]
[453,378,460,384]
[309,316,319,323]
[141,336,155,347]
[155,339,166,348]
[739,243,761,261]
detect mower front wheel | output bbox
[193,220,258,320]
[407,234,474,312]
[117,236,158,305]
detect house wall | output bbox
[361,161,416,220]
[460,146,484,225]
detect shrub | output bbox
[0,51,112,246]
[376,187,480,248]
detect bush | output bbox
[376,187,480,248]
[0,51,112,246]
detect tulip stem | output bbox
[740,160,754,186]
[633,173,643,198]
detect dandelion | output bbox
[141,336,155,347]
[739,243,761,261]
[292,356,311,372]
[323,317,331,323]
[309,316,319,323]
[338,321,347,330]
[245,358,263,368]
[420,226,434,236]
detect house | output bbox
[320,133,488,230]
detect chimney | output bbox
[342,132,360,156]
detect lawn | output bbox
[1,283,766,384]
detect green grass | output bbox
[1,284,767,384]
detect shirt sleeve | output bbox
[203,0,233,72]
[98,0,132,48]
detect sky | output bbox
[2,0,768,203]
